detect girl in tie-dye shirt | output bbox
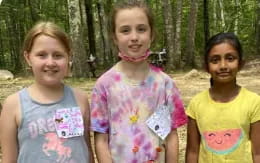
[90,1,187,163]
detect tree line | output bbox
[0,0,259,77]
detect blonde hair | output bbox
[23,21,71,56]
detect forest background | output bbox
[1,0,260,162]
[0,0,260,77]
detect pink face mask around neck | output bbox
[118,50,150,62]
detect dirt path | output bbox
[0,63,259,162]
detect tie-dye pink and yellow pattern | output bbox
[91,65,187,163]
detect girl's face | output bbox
[24,35,69,87]
[113,7,152,59]
[207,43,241,85]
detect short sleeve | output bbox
[90,84,109,133]
[250,95,260,124]
[185,98,197,120]
[166,80,188,129]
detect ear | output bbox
[24,51,32,66]
[113,35,118,46]
[203,63,209,73]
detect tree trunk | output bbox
[96,1,113,68]
[184,0,198,68]
[162,0,175,69]
[212,0,217,33]
[0,21,4,68]
[84,0,96,59]
[218,0,226,30]
[234,0,240,34]
[204,0,210,46]
[173,0,183,69]
[67,0,89,77]
[256,0,260,55]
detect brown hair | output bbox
[23,21,71,56]
[110,0,155,41]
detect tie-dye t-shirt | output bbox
[91,65,187,163]
[186,87,260,163]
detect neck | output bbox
[210,81,241,103]
[29,82,64,103]
[117,60,150,81]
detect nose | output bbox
[46,56,56,66]
[219,58,227,69]
[130,31,138,42]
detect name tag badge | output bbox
[146,105,171,140]
[54,107,84,138]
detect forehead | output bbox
[208,43,238,57]
[115,7,149,27]
[31,35,67,52]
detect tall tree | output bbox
[212,0,217,33]
[0,20,4,68]
[162,0,175,69]
[256,0,260,55]
[233,0,241,34]
[173,0,183,69]
[218,0,226,30]
[184,0,198,68]
[204,0,210,46]
[96,1,113,67]
[67,0,89,77]
[84,0,96,58]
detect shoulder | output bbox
[3,92,20,111]
[95,66,118,86]
[188,90,209,108]
[192,90,208,100]
[1,92,21,124]
[71,87,88,104]
[70,87,89,115]
[241,87,259,99]
[186,90,208,118]
[240,87,260,105]
[149,65,174,83]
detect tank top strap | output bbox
[63,85,78,106]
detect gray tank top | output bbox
[18,85,89,163]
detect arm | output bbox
[0,94,20,163]
[185,117,200,163]
[250,121,260,163]
[73,88,94,163]
[94,132,112,163]
[165,129,178,163]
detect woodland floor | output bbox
[0,59,260,162]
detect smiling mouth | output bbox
[218,72,230,76]
[44,70,58,73]
[129,45,141,50]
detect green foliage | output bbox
[0,0,258,74]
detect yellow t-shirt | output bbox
[186,87,260,163]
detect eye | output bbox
[208,133,216,137]
[137,25,148,33]
[209,56,220,64]
[120,27,130,34]
[36,52,47,58]
[53,53,64,59]
[137,27,146,33]
[226,55,237,62]
[224,133,231,137]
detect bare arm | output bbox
[0,94,20,163]
[73,88,94,163]
[250,121,260,163]
[185,117,200,163]
[165,129,178,163]
[94,132,112,163]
